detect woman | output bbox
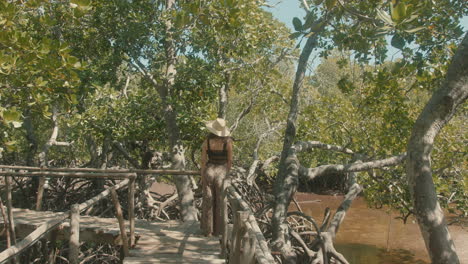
[200,118,233,236]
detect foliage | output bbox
[295,53,467,218]
[0,0,466,225]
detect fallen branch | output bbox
[156,193,178,218]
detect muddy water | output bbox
[294,193,468,264]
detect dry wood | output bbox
[290,230,314,259]
[69,204,80,264]
[110,189,129,257]
[156,193,177,218]
[0,165,199,175]
[5,176,16,245]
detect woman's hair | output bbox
[207,133,230,139]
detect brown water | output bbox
[294,193,468,264]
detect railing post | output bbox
[110,188,129,258]
[36,176,46,211]
[230,211,248,264]
[128,175,136,247]
[69,204,80,264]
[220,178,230,258]
[241,221,257,264]
[5,176,16,246]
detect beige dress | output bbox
[200,135,233,236]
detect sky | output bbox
[266,1,468,32]
[264,0,468,64]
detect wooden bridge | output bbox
[0,165,275,264]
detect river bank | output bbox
[294,192,467,264]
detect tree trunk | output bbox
[272,35,318,244]
[161,0,197,221]
[406,33,468,264]
[24,111,37,167]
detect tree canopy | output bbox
[0,0,466,263]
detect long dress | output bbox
[200,135,233,236]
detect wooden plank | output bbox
[123,257,225,264]
[0,165,199,175]
[0,171,136,179]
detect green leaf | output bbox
[2,108,21,123]
[35,77,48,87]
[390,1,407,23]
[391,34,405,49]
[289,32,302,39]
[404,26,426,33]
[337,76,355,94]
[402,14,419,24]
[374,25,392,37]
[376,9,394,26]
[70,0,91,8]
[303,12,315,30]
[292,17,303,32]
[325,0,337,10]
[4,140,17,151]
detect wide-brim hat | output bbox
[205,118,231,137]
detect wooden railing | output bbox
[220,178,275,264]
[0,168,137,264]
[0,165,199,264]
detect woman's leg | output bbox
[213,165,227,236]
[202,165,214,236]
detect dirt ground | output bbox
[150,181,176,196]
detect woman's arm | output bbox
[226,138,233,171]
[201,139,208,176]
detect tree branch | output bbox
[229,88,259,133]
[336,0,376,22]
[112,141,141,169]
[246,122,284,185]
[299,154,406,180]
[38,107,72,167]
[293,141,355,155]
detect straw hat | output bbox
[205,118,231,137]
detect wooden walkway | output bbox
[3,208,225,263]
